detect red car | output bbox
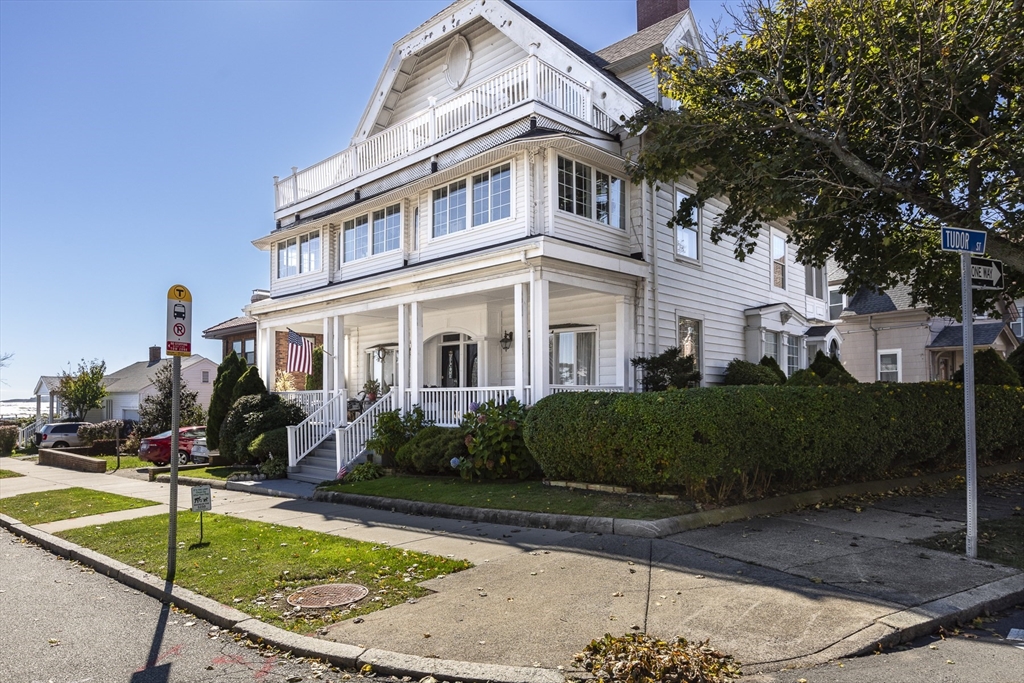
[138,426,207,466]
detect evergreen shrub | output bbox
[248,427,289,462]
[952,348,1022,386]
[1006,343,1024,385]
[523,385,1024,503]
[208,352,245,450]
[0,426,17,455]
[220,394,304,464]
[809,350,858,384]
[395,425,467,475]
[723,359,779,385]
[231,366,268,405]
[759,355,787,384]
[786,369,822,386]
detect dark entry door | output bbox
[440,344,461,387]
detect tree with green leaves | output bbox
[231,366,268,405]
[627,0,1022,317]
[207,351,245,450]
[54,359,107,420]
[306,346,323,391]
[138,363,207,436]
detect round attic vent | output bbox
[444,34,472,90]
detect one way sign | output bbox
[970,257,1004,291]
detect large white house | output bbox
[246,0,836,481]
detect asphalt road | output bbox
[0,528,388,683]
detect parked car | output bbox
[34,422,90,449]
[138,426,206,466]
[189,437,210,464]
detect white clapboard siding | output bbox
[551,211,632,254]
[649,185,812,384]
[617,65,658,103]
[270,236,333,297]
[381,22,529,130]
[338,250,405,282]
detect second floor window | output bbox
[344,204,401,262]
[829,287,846,320]
[772,232,787,289]
[433,180,467,237]
[558,156,625,228]
[472,163,511,226]
[277,230,320,278]
[805,264,825,299]
[675,190,700,260]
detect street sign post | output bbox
[165,284,193,581]
[941,227,987,254]
[970,257,1004,291]
[940,232,988,559]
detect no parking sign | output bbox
[166,284,192,357]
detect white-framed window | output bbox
[1011,317,1023,339]
[432,180,468,237]
[277,229,320,278]
[472,163,512,226]
[201,370,210,384]
[557,156,625,228]
[772,231,787,289]
[804,264,825,299]
[829,286,847,321]
[785,334,801,376]
[678,316,701,377]
[675,189,700,261]
[344,204,401,262]
[549,328,597,385]
[764,331,779,361]
[878,349,902,382]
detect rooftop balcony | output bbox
[274,55,619,210]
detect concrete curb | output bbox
[151,475,313,500]
[315,461,1023,538]
[0,512,567,683]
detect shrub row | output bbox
[0,425,17,454]
[523,384,1024,503]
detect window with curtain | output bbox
[878,350,901,382]
[549,329,596,385]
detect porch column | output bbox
[334,316,344,393]
[260,325,274,387]
[616,296,633,389]
[48,394,55,422]
[322,317,333,401]
[36,394,41,422]
[513,283,527,402]
[410,301,423,407]
[397,304,408,413]
[530,273,549,401]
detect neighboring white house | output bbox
[244,0,838,479]
[33,346,218,423]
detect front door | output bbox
[440,344,461,387]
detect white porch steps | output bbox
[288,435,370,484]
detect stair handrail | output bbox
[286,390,346,468]
[335,389,395,477]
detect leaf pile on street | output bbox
[573,632,741,683]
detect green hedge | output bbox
[523,384,1024,502]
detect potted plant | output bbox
[362,378,381,402]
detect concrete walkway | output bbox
[1,456,1021,679]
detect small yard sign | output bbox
[190,484,212,512]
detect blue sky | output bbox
[0,0,737,403]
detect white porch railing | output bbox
[18,417,48,447]
[276,390,333,416]
[275,56,618,209]
[335,389,396,476]
[549,385,626,393]
[415,387,525,426]
[286,390,347,468]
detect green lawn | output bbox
[92,454,148,470]
[0,487,160,525]
[320,475,696,519]
[0,469,23,478]
[181,466,248,481]
[914,516,1024,571]
[59,512,471,633]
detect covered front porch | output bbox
[252,264,638,480]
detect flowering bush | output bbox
[459,398,537,481]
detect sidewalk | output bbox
[1,456,1021,680]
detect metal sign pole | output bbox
[960,252,978,559]
[168,354,181,580]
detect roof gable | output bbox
[352,0,645,145]
[595,10,698,72]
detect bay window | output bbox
[558,156,625,228]
[277,229,320,278]
[343,204,401,263]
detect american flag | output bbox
[286,329,313,374]
[337,466,347,480]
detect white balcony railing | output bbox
[276,390,332,416]
[275,56,618,209]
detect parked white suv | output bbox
[35,422,90,449]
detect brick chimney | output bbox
[637,0,690,31]
[149,346,161,364]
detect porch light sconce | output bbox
[499,331,514,352]
[373,345,388,361]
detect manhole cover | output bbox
[286,583,368,609]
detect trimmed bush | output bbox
[723,359,779,385]
[786,369,822,386]
[523,385,1024,503]
[395,426,467,475]
[759,355,787,384]
[208,351,246,451]
[952,348,1022,386]
[631,347,702,391]
[231,366,268,405]
[0,426,17,455]
[248,427,289,462]
[1006,343,1024,385]
[220,393,304,464]
[259,453,288,479]
[809,350,858,385]
[460,398,537,480]
[78,420,123,445]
